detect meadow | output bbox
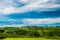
[0,26,60,40]
[4,38,59,40]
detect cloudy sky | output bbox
[0,0,60,27]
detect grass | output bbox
[4,38,59,40]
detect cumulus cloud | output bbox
[23,18,60,25]
[0,0,60,14]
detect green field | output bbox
[0,26,60,40]
[4,38,59,40]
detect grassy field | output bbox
[4,38,59,40]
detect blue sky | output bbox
[0,0,60,27]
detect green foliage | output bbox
[0,26,60,39]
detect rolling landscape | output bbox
[0,0,60,40]
[0,26,60,40]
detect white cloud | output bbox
[0,24,26,27]
[23,18,60,24]
[19,0,49,4]
[0,16,60,26]
[2,7,16,14]
[0,0,60,14]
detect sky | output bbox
[0,0,60,27]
